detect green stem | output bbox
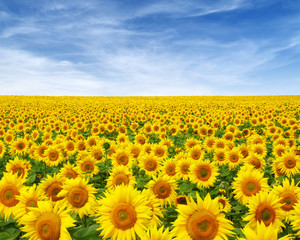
[83,215,87,227]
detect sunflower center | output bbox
[66,169,77,179]
[256,204,275,226]
[196,166,211,181]
[117,154,129,165]
[187,210,218,240]
[144,158,157,171]
[114,173,129,186]
[280,192,297,211]
[166,164,176,176]
[153,181,171,199]
[82,161,94,173]
[182,165,189,173]
[0,185,20,207]
[155,149,164,157]
[218,153,225,161]
[46,182,63,202]
[230,154,238,163]
[243,181,261,196]
[17,143,25,150]
[27,199,38,208]
[35,212,61,240]
[68,186,89,208]
[218,199,226,209]
[192,151,200,160]
[12,167,25,177]
[285,158,296,168]
[111,203,137,230]
[49,151,59,161]
[67,143,74,151]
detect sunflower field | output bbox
[0,95,300,240]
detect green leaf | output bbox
[73,224,100,240]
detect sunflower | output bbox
[139,153,161,178]
[135,134,148,145]
[0,172,25,220]
[95,185,152,240]
[141,189,163,228]
[189,146,204,161]
[245,153,266,171]
[129,143,142,160]
[34,143,48,162]
[176,157,192,180]
[239,144,250,159]
[38,173,65,202]
[226,147,243,170]
[244,191,284,233]
[272,159,287,179]
[14,184,45,220]
[232,166,269,205]
[112,148,134,169]
[59,162,81,179]
[251,143,267,159]
[185,137,200,150]
[147,176,177,207]
[217,195,231,213]
[90,147,104,162]
[273,144,287,158]
[189,160,219,189]
[141,226,173,240]
[44,145,64,167]
[203,136,215,153]
[57,177,97,218]
[213,149,227,165]
[272,179,300,222]
[214,139,227,149]
[63,140,77,157]
[240,222,292,240]
[77,156,99,177]
[160,158,177,179]
[290,202,300,235]
[277,151,300,177]
[106,165,136,190]
[153,144,168,159]
[5,157,29,179]
[0,140,5,158]
[172,193,233,240]
[20,201,75,240]
[11,138,28,155]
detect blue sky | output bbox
[0,0,299,96]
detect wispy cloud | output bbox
[0,0,299,96]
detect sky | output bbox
[0,0,299,96]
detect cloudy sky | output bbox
[0,0,299,96]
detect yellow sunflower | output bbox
[176,157,192,180]
[5,157,29,179]
[189,160,219,189]
[245,153,266,171]
[20,201,75,240]
[160,158,177,179]
[189,146,204,161]
[232,166,269,205]
[95,185,152,240]
[244,191,284,233]
[38,173,65,202]
[251,143,267,159]
[147,175,177,207]
[226,147,243,170]
[112,148,134,169]
[106,165,136,190]
[141,226,173,240]
[0,172,25,220]
[11,138,28,156]
[213,149,227,166]
[290,201,300,235]
[63,140,77,157]
[277,151,300,177]
[217,195,232,213]
[14,184,45,220]
[272,179,300,222]
[172,193,234,240]
[57,177,97,218]
[153,144,168,159]
[141,189,163,228]
[0,140,5,158]
[43,145,64,167]
[59,161,82,179]
[139,153,161,178]
[76,156,99,177]
[239,222,292,240]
